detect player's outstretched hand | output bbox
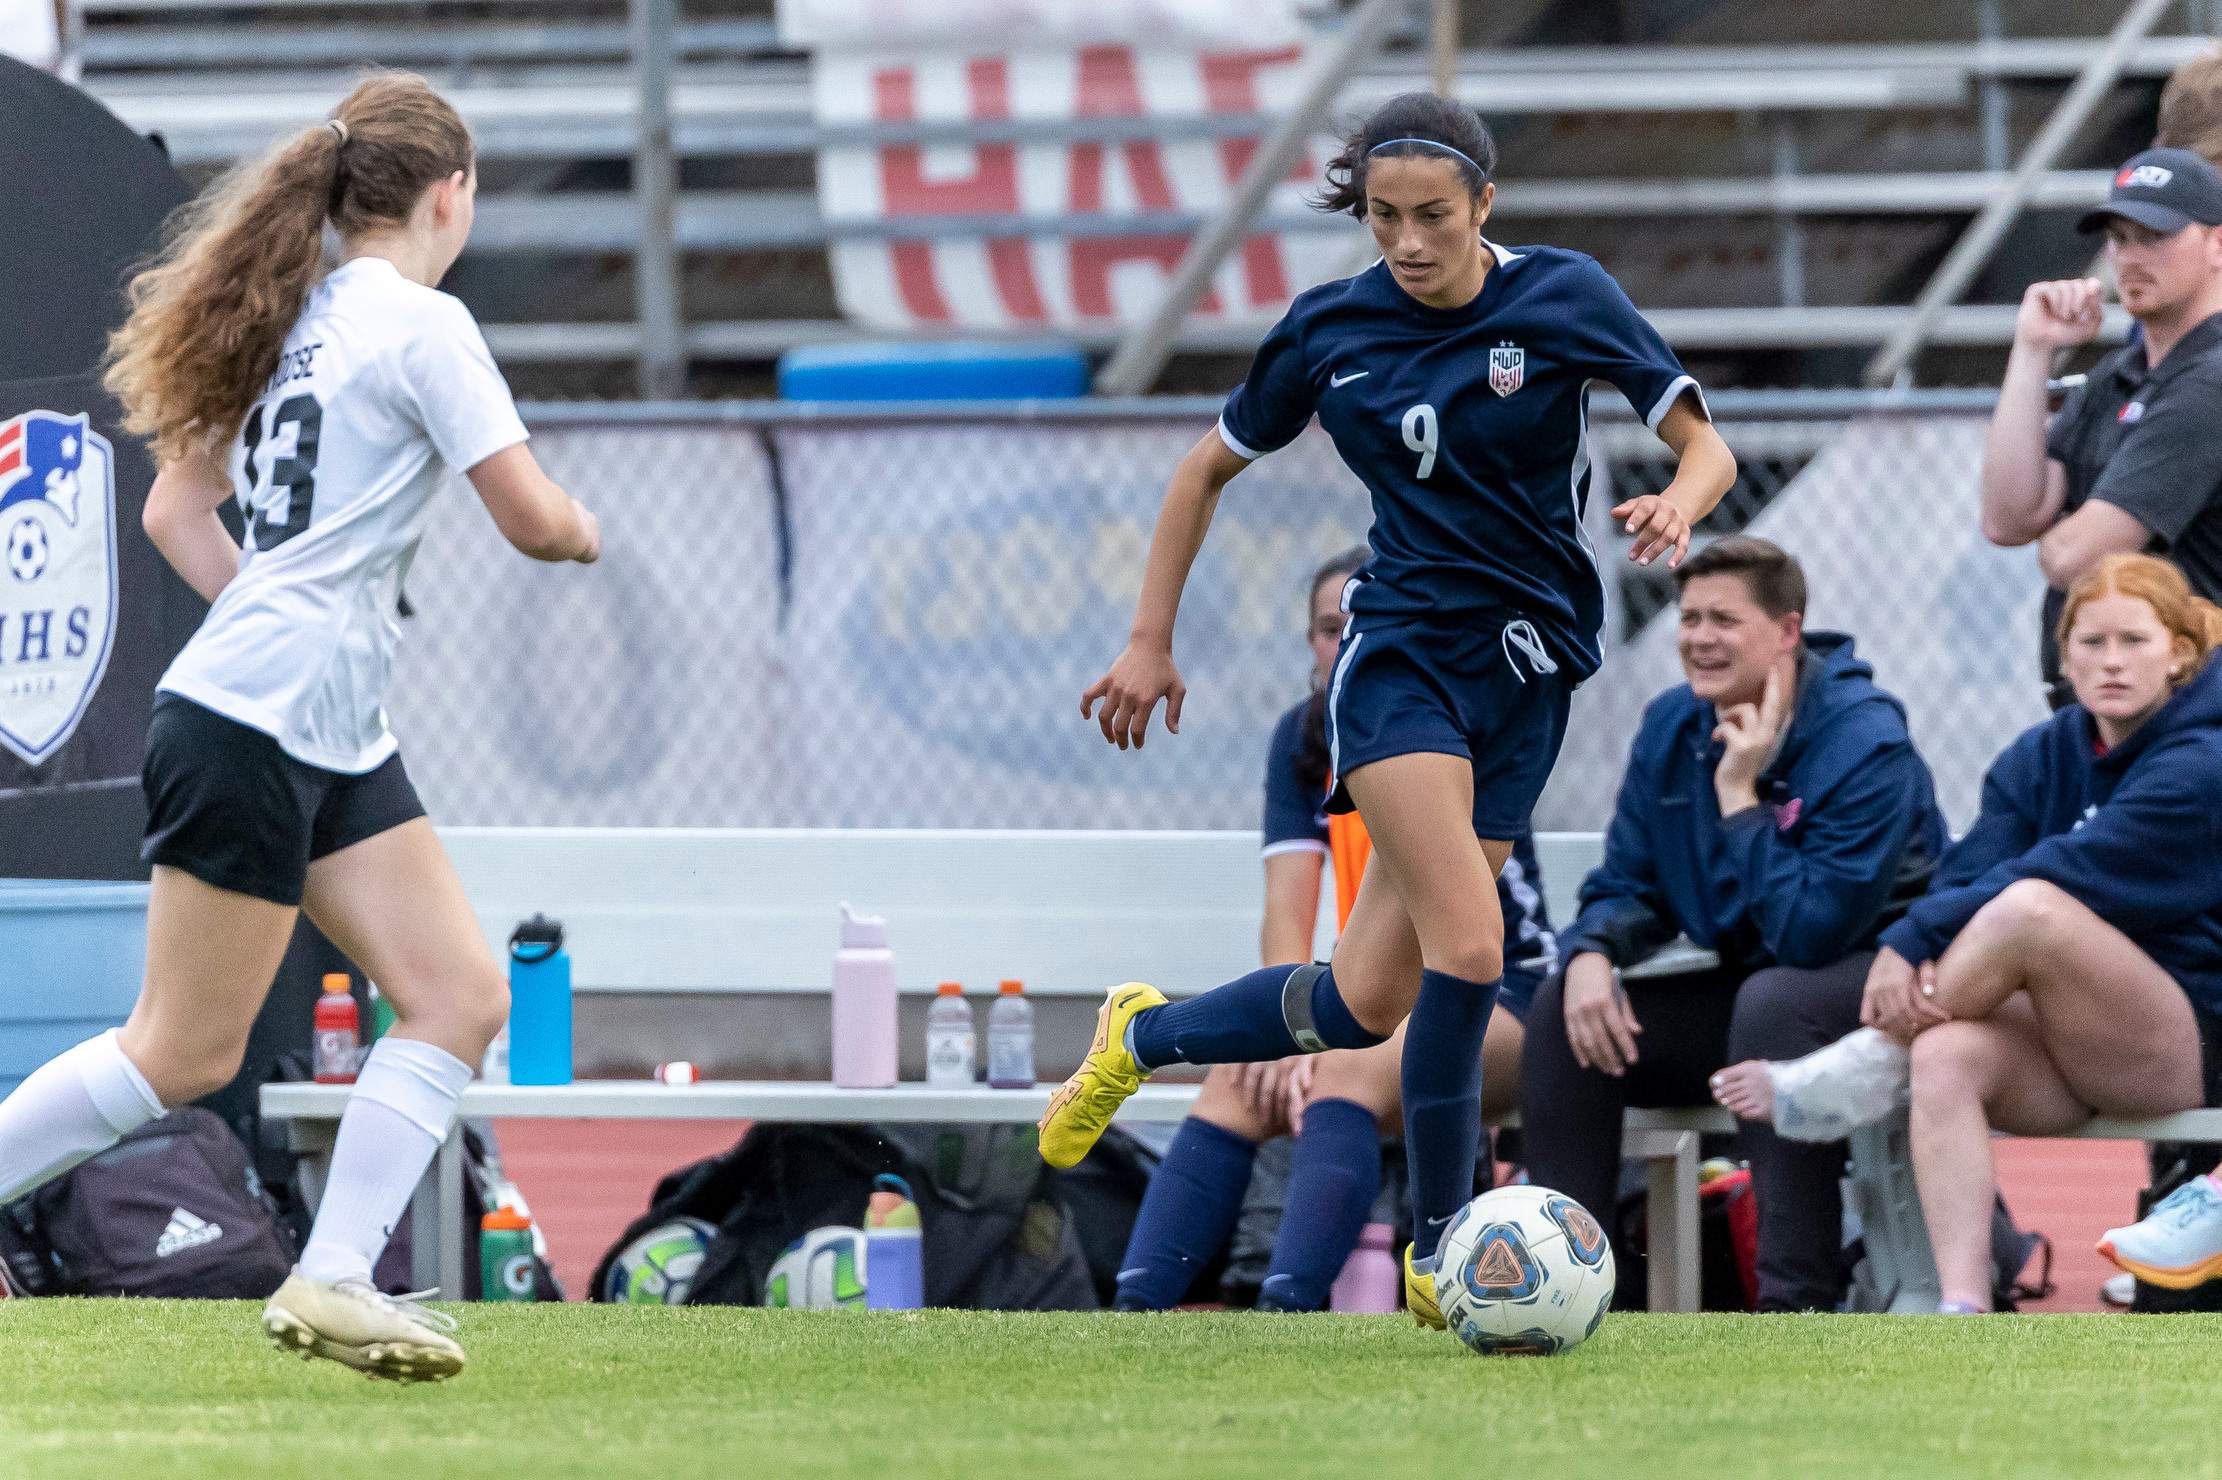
[571,501,602,564]
[1610,492,1692,569]
[1082,641,1186,750]
[2015,277,2104,353]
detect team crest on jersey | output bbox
[1488,342,1525,397]
[0,410,118,765]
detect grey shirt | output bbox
[2042,312,2222,699]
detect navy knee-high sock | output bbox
[1129,964,1386,1071]
[1403,969,1499,1263]
[1257,1098,1382,1312]
[1113,1118,1256,1310]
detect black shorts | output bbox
[140,693,426,907]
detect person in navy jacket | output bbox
[1865,554,2222,1312]
[1521,537,1946,1311]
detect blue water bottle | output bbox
[507,914,572,1086]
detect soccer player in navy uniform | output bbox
[1040,92,1735,1328]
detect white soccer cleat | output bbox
[263,1269,466,1383]
[2098,1175,2222,1291]
[1768,1027,1910,1142]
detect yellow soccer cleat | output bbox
[1405,1245,1446,1331]
[1037,983,1166,1169]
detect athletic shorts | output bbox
[140,693,426,907]
[1325,614,1574,841]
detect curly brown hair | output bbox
[103,73,474,466]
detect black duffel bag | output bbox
[6,1106,295,1298]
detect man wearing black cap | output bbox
[1981,146,2222,706]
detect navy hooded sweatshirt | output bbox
[1879,652,2222,1016]
[1566,632,1947,975]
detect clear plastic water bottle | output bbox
[987,978,1035,1089]
[926,982,975,1087]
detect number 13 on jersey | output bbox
[1401,403,1437,480]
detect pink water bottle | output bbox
[832,904,897,1088]
[1329,1223,1402,1313]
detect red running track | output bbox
[495,1119,2146,1313]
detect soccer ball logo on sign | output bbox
[0,410,120,766]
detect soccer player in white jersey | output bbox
[0,74,598,1380]
[1041,92,1736,1327]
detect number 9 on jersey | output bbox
[1401,403,1437,480]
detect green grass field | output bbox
[2,1303,2218,1479]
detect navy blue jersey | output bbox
[1262,697,1331,858]
[1219,243,1703,680]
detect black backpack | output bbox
[590,1122,1097,1311]
[3,1107,295,1298]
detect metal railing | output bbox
[75,5,2219,384]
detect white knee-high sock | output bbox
[298,1037,475,1286]
[0,1028,165,1205]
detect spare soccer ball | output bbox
[1435,1185,1615,1356]
[765,1225,868,1310]
[605,1217,718,1305]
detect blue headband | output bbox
[1368,138,1487,178]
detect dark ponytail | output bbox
[106,72,474,464]
[1293,546,1371,794]
[1313,91,1496,219]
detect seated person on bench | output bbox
[1111,549,1555,1312]
[1521,536,1945,1312]
[1717,554,2222,1311]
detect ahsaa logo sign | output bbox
[0,410,118,765]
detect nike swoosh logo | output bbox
[1330,371,1369,387]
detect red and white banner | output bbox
[813,42,1361,332]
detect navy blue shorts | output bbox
[1324,614,1574,841]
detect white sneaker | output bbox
[2100,1271,2136,1307]
[2098,1175,2222,1291]
[263,1269,466,1383]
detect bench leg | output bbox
[283,1120,338,1216]
[1622,1127,1700,1312]
[408,1124,468,1298]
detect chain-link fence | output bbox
[385,399,2039,838]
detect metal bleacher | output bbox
[69,0,2222,386]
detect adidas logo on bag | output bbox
[155,1207,223,1259]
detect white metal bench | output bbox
[261,1081,1726,1314]
[263,827,2222,1313]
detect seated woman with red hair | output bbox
[1713,553,2222,1311]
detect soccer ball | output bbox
[6,517,47,583]
[764,1225,868,1310]
[1435,1185,1615,1356]
[604,1217,717,1305]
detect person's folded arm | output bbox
[1875,753,2040,966]
[2038,499,2152,592]
[1707,741,1927,970]
[1965,746,2222,936]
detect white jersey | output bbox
[158,257,527,773]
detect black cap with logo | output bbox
[2078,147,2222,235]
